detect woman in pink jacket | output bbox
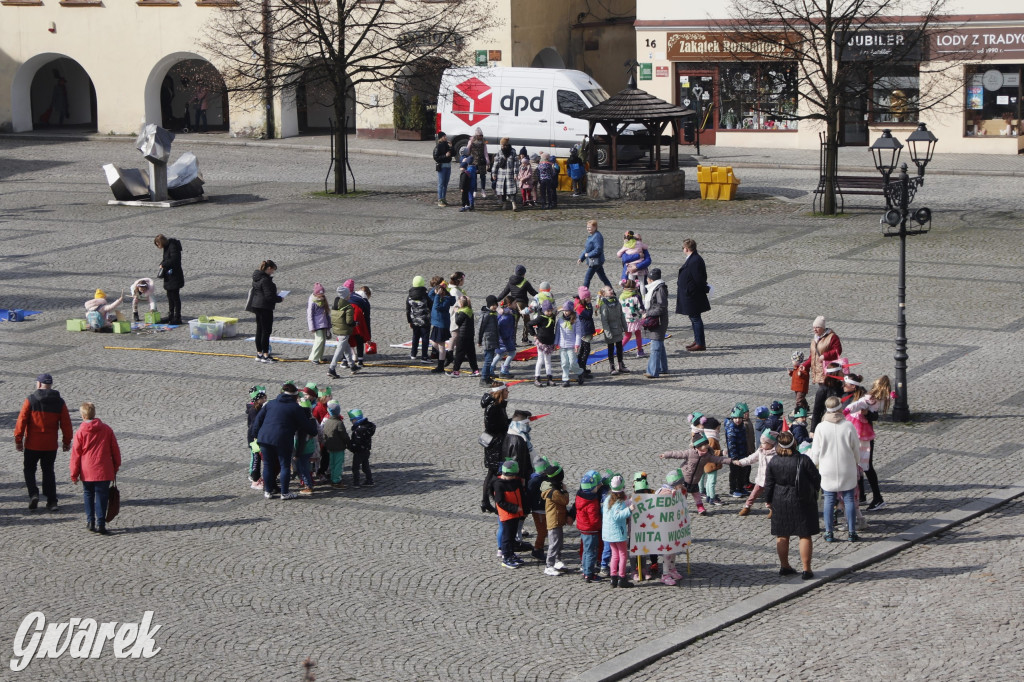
[70,402,121,535]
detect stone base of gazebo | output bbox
[587,169,685,201]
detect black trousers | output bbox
[165,287,182,321]
[577,340,592,371]
[452,343,478,372]
[24,449,58,504]
[351,451,372,484]
[810,382,842,432]
[253,308,274,354]
[606,342,623,365]
[859,439,883,502]
[729,460,750,493]
[499,517,519,560]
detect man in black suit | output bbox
[675,238,710,351]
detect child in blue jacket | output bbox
[348,409,376,487]
[495,298,517,379]
[602,475,635,588]
[725,405,751,497]
[427,276,456,373]
[575,286,596,377]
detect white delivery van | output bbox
[436,66,642,165]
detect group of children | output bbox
[403,266,650,387]
[456,144,587,212]
[487,375,892,582]
[304,279,374,379]
[82,279,160,331]
[245,381,377,497]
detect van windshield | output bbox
[581,89,610,106]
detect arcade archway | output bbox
[11,54,96,132]
[145,53,228,132]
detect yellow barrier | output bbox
[697,164,741,201]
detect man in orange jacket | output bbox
[14,373,73,511]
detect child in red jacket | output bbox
[574,470,604,582]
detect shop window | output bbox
[719,63,798,130]
[964,65,1022,137]
[557,90,588,116]
[872,65,919,124]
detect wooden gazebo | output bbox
[577,73,693,172]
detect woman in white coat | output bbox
[810,396,861,542]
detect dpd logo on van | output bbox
[452,77,493,126]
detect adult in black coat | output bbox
[764,432,822,580]
[480,385,511,513]
[154,234,184,324]
[249,384,318,499]
[247,260,283,363]
[675,238,710,351]
[495,264,537,342]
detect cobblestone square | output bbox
[1,137,1022,680]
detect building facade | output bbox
[0,0,636,139]
[635,0,1024,153]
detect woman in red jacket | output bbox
[70,402,121,535]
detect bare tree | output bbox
[203,0,497,194]
[720,0,964,214]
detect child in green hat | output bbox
[321,401,349,488]
[575,470,604,582]
[494,460,526,568]
[601,475,635,588]
[659,433,732,516]
[246,386,268,490]
[631,472,660,579]
[347,409,377,487]
[656,469,688,585]
[540,462,570,575]
[789,407,810,446]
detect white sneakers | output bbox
[552,561,567,571]
[543,567,562,576]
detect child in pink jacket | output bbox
[733,429,777,517]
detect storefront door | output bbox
[677,69,716,145]
[841,89,869,146]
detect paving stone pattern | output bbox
[626,498,1024,682]
[0,138,1021,680]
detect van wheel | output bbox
[595,145,609,167]
[451,136,469,157]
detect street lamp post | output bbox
[690,84,704,157]
[868,124,938,423]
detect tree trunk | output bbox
[262,0,275,139]
[333,101,348,194]
[822,107,840,215]
[333,0,346,194]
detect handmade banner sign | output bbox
[628,491,692,557]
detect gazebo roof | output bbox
[577,75,693,122]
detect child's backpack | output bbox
[538,161,554,182]
[85,310,104,331]
[620,295,641,323]
[408,296,430,327]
